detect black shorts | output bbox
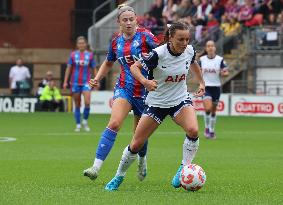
[203,86,221,104]
[142,98,193,124]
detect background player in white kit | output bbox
[104,22,205,191]
[199,40,229,139]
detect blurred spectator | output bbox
[175,0,192,18]
[201,13,220,42]
[224,0,239,21]
[220,15,231,34]
[191,0,200,17]
[180,16,195,28]
[139,12,158,34]
[222,17,241,53]
[39,80,64,112]
[277,11,283,27]
[196,0,212,25]
[237,0,254,23]
[257,0,275,21]
[9,58,31,95]
[149,0,164,28]
[272,0,283,14]
[264,13,279,25]
[225,17,241,36]
[37,70,53,97]
[162,0,178,24]
[211,1,225,22]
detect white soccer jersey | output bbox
[141,43,196,108]
[199,55,227,87]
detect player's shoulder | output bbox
[137,27,155,37]
[215,55,224,61]
[153,43,167,57]
[185,44,196,56]
[199,55,207,61]
[110,32,122,44]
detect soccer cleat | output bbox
[83,167,98,180]
[82,120,90,132]
[171,164,183,188]
[105,176,124,191]
[204,128,210,138]
[209,132,216,139]
[74,126,81,132]
[137,156,147,181]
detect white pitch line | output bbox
[14,130,283,137]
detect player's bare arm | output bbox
[63,65,71,90]
[130,61,157,91]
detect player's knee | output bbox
[130,141,143,153]
[187,127,198,137]
[107,120,122,131]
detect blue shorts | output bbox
[142,98,193,124]
[71,83,91,93]
[203,86,221,104]
[113,87,145,117]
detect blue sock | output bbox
[83,107,90,120]
[138,140,148,157]
[74,107,81,124]
[96,128,117,161]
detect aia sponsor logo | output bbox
[278,103,283,114]
[235,102,274,113]
[193,99,224,111]
[203,68,216,73]
[165,74,186,82]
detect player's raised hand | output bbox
[144,79,158,91]
[194,83,205,97]
[89,78,100,89]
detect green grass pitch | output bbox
[0,113,282,205]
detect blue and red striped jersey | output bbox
[68,50,96,85]
[107,27,159,97]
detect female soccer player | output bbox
[63,36,96,132]
[83,4,159,181]
[104,22,205,191]
[200,40,229,139]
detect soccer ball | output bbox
[180,164,206,191]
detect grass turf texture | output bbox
[0,113,282,205]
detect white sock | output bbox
[204,113,210,129]
[138,155,146,166]
[210,115,217,132]
[82,119,87,125]
[116,146,137,177]
[93,158,104,172]
[76,124,81,128]
[182,137,199,165]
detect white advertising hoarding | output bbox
[80,92,283,117]
[89,91,114,114]
[192,94,229,116]
[231,95,283,117]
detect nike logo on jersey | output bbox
[162,66,166,68]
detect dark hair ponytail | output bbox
[163,22,189,43]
